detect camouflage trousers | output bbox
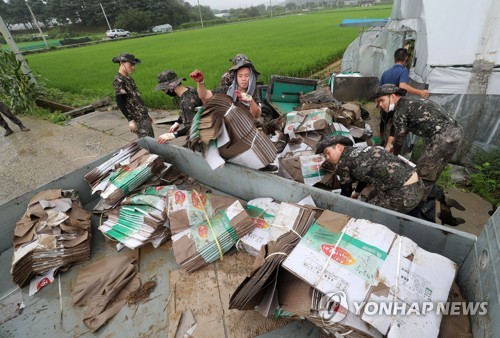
[369,178,425,214]
[0,101,23,130]
[417,124,463,197]
[135,115,154,139]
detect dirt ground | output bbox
[0,103,493,237]
[0,108,174,205]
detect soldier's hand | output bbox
[157,133,176,144]
[129,121,138,133]
[169,122,180,133]
[236,90,252,102]
[385,143,394,153]
[189,70,204,83]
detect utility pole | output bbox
[197,0,204,28]
[100,3,112,31]
[0,15,36,83]
[270,0,273,18]
[25,2,48,48]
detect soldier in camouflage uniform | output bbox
[316,135,424,214]
[220,53,249,87]
[372,84,463,197]
[155,70,202,143]
[112,53,154,139]
[0,101,30,136]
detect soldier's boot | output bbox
[438,204,465,226]
[4,127,14,136]
[19,125,30,132]
[444,197,465,211]
[259,164,278,172]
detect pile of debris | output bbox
[11,189,91,290]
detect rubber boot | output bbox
[4,128,14,136]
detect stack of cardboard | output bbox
[84,142,141,189]
[98,185,176,249]
[279,210,457,337]
[236,198,281,256]
[284,108,333,138]
[85,145,166,206]
[167,189,240,235]
[11,189,91,287]
[229,203,316,314]
[188,94,277,170]
[278,153,327,187]
[171,199,255,273]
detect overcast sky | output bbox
[186,0,273,11]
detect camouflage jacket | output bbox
[393,97,457,139]
[335,145,415,192]
[220,71,232,87]
[113,73,149,121]
[212,86,261,105]
[175,86,203,137]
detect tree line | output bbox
[0,0,216,31]
[0,0,348,33]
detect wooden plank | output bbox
[65,104,95,117]
[35,98,74,112]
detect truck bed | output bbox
[0,138,496,337]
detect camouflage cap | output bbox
[228,60,260,77]
[370,84,407,99]
[229,53,249,64]
[155,70,185,91]
[112,52,141,64]
[315,135,354,154]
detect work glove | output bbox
[157,133,176,144]
[189,70,204,83]
[235,90,252,103]
[129,120,138,133]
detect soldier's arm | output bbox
[337,165,353,197]
[399,82,430,99]
[393,132,406,155]
[340,183,353,197]
[116,94,132,121]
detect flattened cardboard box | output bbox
[283,215,395,305]
[285,108,333,134]
[282,210,457,338]
[278,154,327,186]
[361,236,457,338]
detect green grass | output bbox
[24,6,391,109]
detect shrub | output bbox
[0,50,43,114]
[469,149,500,206]
[437,165,456,189]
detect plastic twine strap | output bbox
[265,252,288,260]
[193,190,224,261]
[313,226,347,288]
[390,238,403,327]
[224,103,235,117]
[268,223,303,240]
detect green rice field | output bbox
[25,6,391,108]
